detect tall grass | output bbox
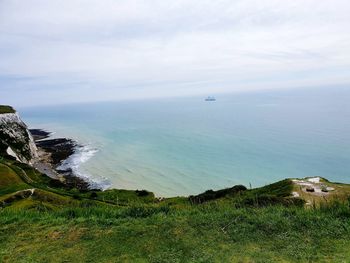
[1,199,350,262]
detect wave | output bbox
[57,144,111,190]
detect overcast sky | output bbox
[0,0,350,106]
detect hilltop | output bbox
[1,106,350,262]
[0,105,16,114]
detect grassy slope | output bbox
[0,105,15,114]
[0,163,25,188]
[1,158,350,262]
[1,202,350,262]
[0,162,29,196]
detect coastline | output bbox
[30,129,94,191]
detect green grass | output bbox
[0,105,15,114]
[0,163,24,188]
[1,201,350,262]
[80,189,156,206]
[1,157,350,262]
[0,162,29,196]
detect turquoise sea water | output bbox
[20,87,350,197]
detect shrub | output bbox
[189,185,247,204]
[72,194,81,200]
[136,190,150,197]
[90,192,98,199]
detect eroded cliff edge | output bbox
[0,105,38,164]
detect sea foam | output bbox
[57,145,111,190]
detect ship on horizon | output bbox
[205,96,216,101]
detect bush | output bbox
[136,190,150,197]
[48,179,66,188]
[189,185,247,204]
[90,192,98,199]
[72,194,81,200]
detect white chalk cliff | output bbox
[0,111,38,164]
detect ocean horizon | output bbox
[19,86,350,197]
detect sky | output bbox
[0,0,350,107]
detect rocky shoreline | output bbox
[30,129,92,191]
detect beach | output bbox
[30,129,93,191]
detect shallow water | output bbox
[20,86,350,197]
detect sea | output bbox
[19,86,350,197]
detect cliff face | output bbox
[0,106,38,164]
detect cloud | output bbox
[0,0,350,106]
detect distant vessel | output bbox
[205,96,216,101]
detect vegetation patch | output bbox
[189,185,247,204]
[1,155,350,262]
[0,105,15,114]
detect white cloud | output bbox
[0,0,350,106]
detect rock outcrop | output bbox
[0,106,38,164]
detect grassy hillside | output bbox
[1,157,350,262]
[0,105,15,114]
